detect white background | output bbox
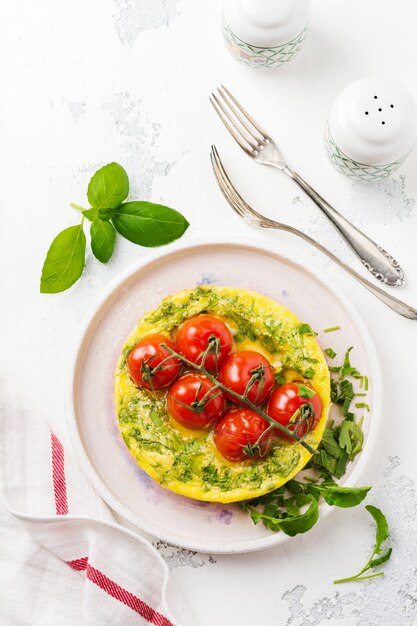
[1,1,417,624]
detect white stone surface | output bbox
[1,1,417,624]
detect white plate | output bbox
[67,238,381,554]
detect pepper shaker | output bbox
[325,77,417,181]
[222,0,310,70]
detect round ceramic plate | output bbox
[67,239,381,554]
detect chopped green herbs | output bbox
[324,348,337,359]
[296,384,316,399]
[323,326,341,333]
[334,505,392,584]
[298,323,318,337]
[274,372,286,385]
[243,343,371,545]
[355,402,370,411]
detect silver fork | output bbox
[209,85,404,288]
[210,145,417,320]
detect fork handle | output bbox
[259,219,417,319]
[283,166,404,287]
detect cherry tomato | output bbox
[175,314,233,372]
[127,333,181,391]
[213,408,271,462]
[167,373,225,429]
[266,382,322,439]
[219,350,274,405]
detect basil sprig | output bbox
[40,162,189,293]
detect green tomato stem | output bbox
[161,343,318,456]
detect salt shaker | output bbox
[222,0,310,70]
[325,77,417,181]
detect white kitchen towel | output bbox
[0,400,189,626]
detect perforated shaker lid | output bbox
[223,0,310,48]
[328,77,417,166]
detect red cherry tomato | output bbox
[219,351,274,405]
[266,382,322,439]
[213,408,271,462]
[175,314,233,372]
[127,334,181,391]
[167,373,225,429]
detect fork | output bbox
[209,85,404,288]
[210,145,417,320]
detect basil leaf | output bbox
[82,208,98,222]
[40,224,86,293]
[311,484,371,508]
[87,162,129,210]
[83,207,118,222]
[99,207,118,220]
[366,504,389,552]
[112,201,189,247]
[90,219,116,263]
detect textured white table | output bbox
[1,1,417,624]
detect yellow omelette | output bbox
[115,285,330,503]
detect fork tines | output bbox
[209,85,269,156]
[210,145,259,225]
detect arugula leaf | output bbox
[112,201,189,247]
[320,429,342,458]
[249,494,319,536]
[309,484,371,508]
[90,219,116,263]
[87,162,129,210]
[368,504,389,549]
[334,505,392,584]
[339,421,364,458]
[40,223,86,293]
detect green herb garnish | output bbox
[40,162,189,293]
[323,326,341,333]
[298,323,318,337]
[296,384,316,399]
[324,348,337,359]
[334,505,392,584]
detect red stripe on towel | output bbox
[86,564,173,626]
[66,557,173,626]
[50,432,68,515]
[67,556,89,571]
[66,558,173,625]
[52,432,173,626]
